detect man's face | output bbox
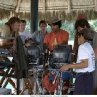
[51,24,59,32]
[19,23,26,32]
[11,22,20,32]
[39,23,46,32]
[78,35,85,45]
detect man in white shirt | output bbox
[74,19,97,94]
[19,20,32,43]
[60,29,95,95]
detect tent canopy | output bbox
[0,0,97,20]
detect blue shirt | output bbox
[32,31,47,50]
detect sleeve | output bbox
[27,32,33,38]
[62,31,69,44]
[0,25,10,37]
[65,31,69,44]
[32,31,37,40]
[78,46,89,60]
[43,34,49,45]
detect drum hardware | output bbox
[18,68,34,95]
[53,70,62,95]
[21,44,74,95]
[19,78,34,95]
[25,43,48,94]
[42,64,73,95]
[23,66,73,95]
[32,66,44,95]
[44,45,74,95]
[0,48,11,56]
[30,66,73,95]
[41,68,60,95]
[19,67,73,95]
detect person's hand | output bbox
[60,65,70,72]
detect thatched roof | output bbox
[0,0,97,20]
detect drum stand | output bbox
[19,69,34,95]
[32,66,44,95]
[19,66,73,95]
[49,68,72,95]
[48,69,63,95]
[19,78,33,95]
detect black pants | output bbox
[74,72,93,95]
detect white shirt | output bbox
[19,31,32,43]
[75,42,95,73]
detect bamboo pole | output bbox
[95,0,97,11]
[15,0,21,13]
[42,0,46,19]
[68,0,71,13]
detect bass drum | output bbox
[48,45,72,69]
[26,44,44,66]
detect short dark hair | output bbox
[6,17,20,25]
[75,19,90,30]
[39,20,46,26]
[77,29,90,40]
[20,20,26,24]
[52,21,62,28]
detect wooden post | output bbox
[15,0,21,13]
[68,0,71,13]
[43,0,46,14]
[31,0,39,33]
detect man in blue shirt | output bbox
[32,20,47,50]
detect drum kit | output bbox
[0,37,74,95]
[22,44,74,95]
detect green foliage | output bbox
[89,20,97,31]
[61,20,75,40]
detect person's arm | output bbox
[60,59,88,71]
[60,45,89,71]
[62,31,69,45]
